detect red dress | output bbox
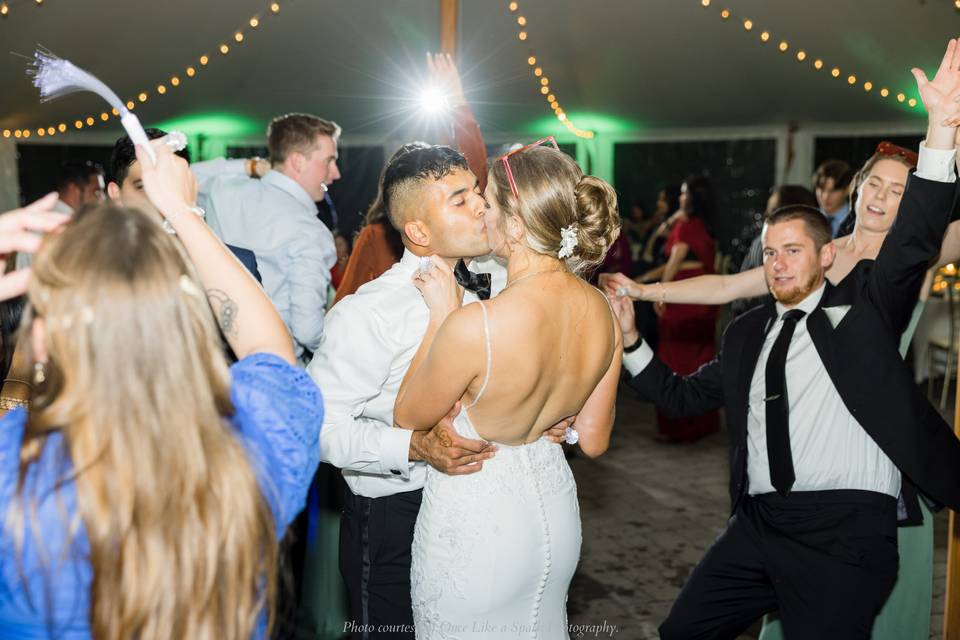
[656,217,720,442]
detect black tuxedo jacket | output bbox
[628,172,960,514]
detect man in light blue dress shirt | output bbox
[194,114,341,363]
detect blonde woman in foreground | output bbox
[0,139,322,639]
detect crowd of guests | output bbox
[0,42,960,640]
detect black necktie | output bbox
[765,309,806,497]
[454,259,491,300]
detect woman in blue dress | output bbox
[0,139,322,639]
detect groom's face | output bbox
[420,168,491,259]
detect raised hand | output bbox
[0,193,70,301]
[598,271,646,300]
[912,38,960,126]
[135,138,199,221]
[427,52,467,108]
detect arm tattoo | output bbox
[206,289,239,339]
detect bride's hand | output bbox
[412,255,463,323]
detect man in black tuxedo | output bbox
[612,124,960,636]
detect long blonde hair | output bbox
[11,205,277,639]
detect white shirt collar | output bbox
[262,170,316,212]
[774,281,826,319]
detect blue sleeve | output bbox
[229,353,323,538]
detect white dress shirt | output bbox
[623,141,957,498]
[193,159,336,361]
[308,250,506,499]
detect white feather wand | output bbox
[26,48,157,163]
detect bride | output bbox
[394,138,622,638]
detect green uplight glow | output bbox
[151,112,262,137]
[525,112,640,136]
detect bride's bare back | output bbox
[461,271,618,445]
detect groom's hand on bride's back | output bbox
[408,402,497,475]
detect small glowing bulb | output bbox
[778,41,788,52]
[743,19,752,30]
[186,67,196,77]
[558,113,567,121]
[760,31,769,42]
[14,130,22,138]
[534,67,542,76]
[270,2,280,13]
[417,85,450,115]
[234,32,244,43]
[35,0,42,5]
[111,108,119,116]
[171,76,180,86]
[0,4,8,16]
[831,67,840,78]
[796,51,806,61]
[200,55,209,66]
[814,59,823,70]
[547,94,555,102]
[100,112,109,121]
[720,9,730,19]
[863,81,873,91]
[518,31,527,41]
[1,130,8,138]
[540,77,549,86]
[21,130,29,138]
[250,17,259,27]
[540,86,549,95]
[897,93,905,102]
[847,75,856,85]
[701,0,710,6]
[58,123,66,132]
[550,101,559,109]
[126,101,135,110]
[86,116,95,126]
[517,16,526,26]
[880,88,889,97]
[220,44,230,54]
[138,92,148,102]
[527,56,536,65]
[37,128,44,137]
[46,126,54,135]
[509,1,518,11]
[74,120,83,129]
[908,98,917,107]
[157,84,167,95]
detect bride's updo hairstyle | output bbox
[489,145,620,275]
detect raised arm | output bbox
[0,193,69,301]
[136,141,295,364]
[429,53,489,191]
[600,267,767,306]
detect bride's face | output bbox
[482,177,511,258]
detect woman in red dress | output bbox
[651,175,720,442]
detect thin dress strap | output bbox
[466,301,492,409]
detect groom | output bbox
[309,145,561,638]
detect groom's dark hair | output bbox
[382,145,469,231]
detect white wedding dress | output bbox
[411,302,582,639]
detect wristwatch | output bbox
[623,336,644,353]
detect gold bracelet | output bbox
[0,397,28,411]
[656,282,666,304]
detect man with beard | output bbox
[610,178,960,635]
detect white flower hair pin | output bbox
[558,224,578,259]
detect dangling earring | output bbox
[33,362,47,385]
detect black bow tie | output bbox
[454,259,491,300]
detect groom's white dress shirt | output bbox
[307,250,506,499]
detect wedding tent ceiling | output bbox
[0,0,957,141]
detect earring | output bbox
[33,362,46,385]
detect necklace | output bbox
[504,268,566,290]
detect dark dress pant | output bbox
[660,490,899,640]
[340,486,423,639]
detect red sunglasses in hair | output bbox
[498,136,560,199]
[875,141,918,168]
